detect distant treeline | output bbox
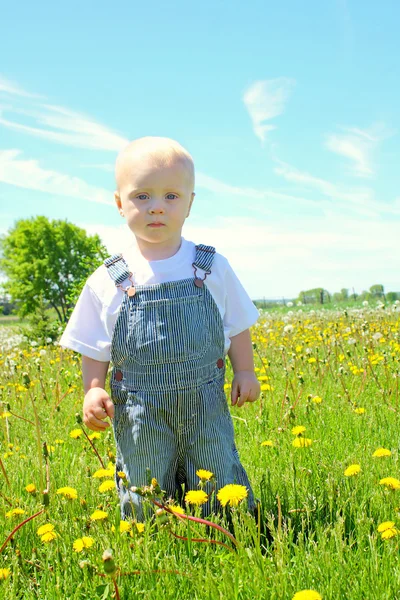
[253,284,400,308]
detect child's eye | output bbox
[166,193,178,200]
[136,194,148,200]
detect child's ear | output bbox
[187,192,195,217]
[114,191,124,216]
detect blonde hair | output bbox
[115,136,195,190]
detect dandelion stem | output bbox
[169,529,234,552]
[8,411,35,426]
[151,499,240,548]
[82,428,105,468]
[0,457,11,490]
[0,509,45,554]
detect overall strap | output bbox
[192,244,216,287]
[193,244,216,272]
[104,254,131,286]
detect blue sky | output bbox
[1,0,399,299]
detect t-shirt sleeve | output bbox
[222,258,260,338]
[59,284,111,362]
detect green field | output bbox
[0,303,399,599]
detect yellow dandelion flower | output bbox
[292,591,322,600]
[373,448,391,458]
[69,429,83,439]
[307,357,317,364]
[261,440,274,447]
[380,477,400,490]
[90,510,108,521]
[119,520,132,533]
[260,384,272,391]
[169,504,185,515]
[135,522,145,533]
[0,568,10,580]
[0,412,12,419]
[73,536,94,552]
[37,523,54,536]
[41,531,57,543]
[92,467,114,478]
[88,432,101,440]
[381,528,399,540]
[354,407,365,415]
[196,469,214,481]
[292,438,313,448]
[5,508,25,518]
[117,471,126,479]
[185,490,209,506]
[377,521,395,532]
[98,480,115,493]
[217,484,248,507]
[344,464,361,477]
[312,396,322,404]
[291,425,306,436]
[55,439,65,444]
[25,483,36,493]
[56,486,78,500]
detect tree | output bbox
[0,216,108,322]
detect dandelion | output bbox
[55,439,65,444]
[373,448,391,458]
[88,432,101,440]
[135,523,145,533]
[381,528,399,540]
[93,467,114,479]
[196,469,214,481]
[98,480,115,493]
[0,412,11,419]
[0,568,10,580]
[185,490,209,506]
[377,521,395,533]
[25,483,36,493]
[119,521,132,534]
[217,484,248,507]
[354,407,365,415]
[380,477,400,490]
[37,523,55,536]
[307,357,317,364]
[168,504,185,515]
[117,471,126,479]
[56,486,78,500]
[261,440,274,447]
[292,591,322,600]
[69,429,83,439]
[312,396,322,404]
[73,536,94,552]
[5,508,25,518]
[41,531,57,543]
[291,426,306,436]
[293,438,312,448]
[344,464,361,477]
[90,510,108,521]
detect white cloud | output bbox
[243,78,295,143]
[0,149,114,206]
[325,122,392,178]
[0,75,42,98]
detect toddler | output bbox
[60,136,261,520]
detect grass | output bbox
[0,302,399,599]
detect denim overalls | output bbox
[104,243,255,519]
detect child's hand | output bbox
[231,371,260,408]
[83,387,115,431]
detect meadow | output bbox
[0,301,399,599]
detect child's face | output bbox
[114,153,195,252]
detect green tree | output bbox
[0,216,107,322]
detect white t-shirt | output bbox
[59,237,259,362]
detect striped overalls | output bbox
[105,244,255,520]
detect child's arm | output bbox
[228,329,260,408]
[82,356,114,431]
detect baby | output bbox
[60,136,261,519]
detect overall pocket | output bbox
[127,294,211,365]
